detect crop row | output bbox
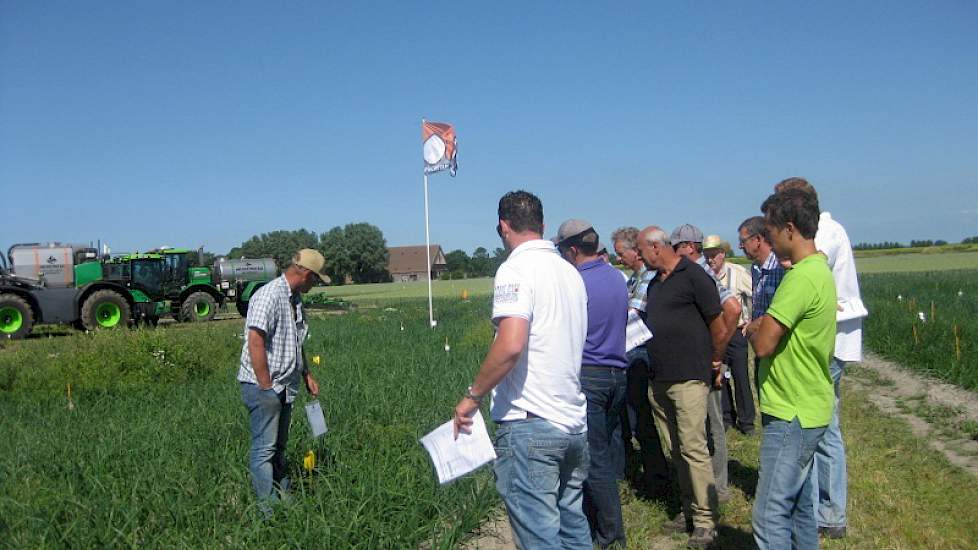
[862,269,978,390]
[0,297,497,548]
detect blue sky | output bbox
[2,2,976,258]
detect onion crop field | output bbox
[0,298,498,548]
[862,269,978,390]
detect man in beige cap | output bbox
[703,235,756,436]
[237,249,329,516]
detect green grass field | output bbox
[4,295,978,548]
[311,278,493,305]
[856,251,978,273]
[862,269,978,390]
[0,299,499,548]
[4,252,978,547]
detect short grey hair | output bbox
[611,226,640,251]
[639,226,671,247]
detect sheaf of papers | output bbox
[304,400,328,438]
[625,309,653,352]
[420,411,496,484]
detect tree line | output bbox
[227,225,388,285]
[853,237,978,250]
[443,247,509,279]
[222,226,510,285]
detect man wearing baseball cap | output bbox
[670,224,742,506]
[237,249,328,516]
[554,219,629,549]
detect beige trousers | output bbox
[650,380,718,530]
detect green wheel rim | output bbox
[95,302,122,328]
[195,301,211,318]
[0,306,23,334]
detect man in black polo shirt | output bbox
[637,225,727,549]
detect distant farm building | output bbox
[387,245,447,282]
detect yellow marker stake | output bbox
[312,355,321,366]
[303,450,316,473]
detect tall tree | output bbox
[228,229,320,269]
[470,247,491,277]
[490,247,509,274]
[320,222,389,284]
[444,249,471,278]
[319,226,354,284]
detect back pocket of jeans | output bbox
[528,438,568,491]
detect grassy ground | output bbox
[0,299,499,548]
[855,251,978,273]
[615,378,978,549]
[310,278,493,305]
[861,269,977,390]
[5,283,978,547]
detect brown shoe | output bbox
[662,512,692,535]
[687,527,717,548]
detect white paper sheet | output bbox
[625,309,653,352]
[304,400,328,438]
[420,411,496,485]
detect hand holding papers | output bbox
[625,309,653,352]
[420,411,496,484]
[304,400,328,438]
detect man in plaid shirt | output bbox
[738,217,786,321]
[238,249,330,515]
[738,216,786,407]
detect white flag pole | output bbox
[423,171,436,328]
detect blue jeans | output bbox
[811,358,847,528]
[581,366,627,548]
[493,418,591,550]
[752,415,826,550]
[241,382,293,506]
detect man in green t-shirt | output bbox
[744,188,836,550]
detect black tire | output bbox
[81,290,131,331]
[180,292,218,322]
[0,293,34,340]
[235,300,249,318]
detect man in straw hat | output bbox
[237,249,329,516]
[703,234,756,436]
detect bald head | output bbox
[637,225,677,270]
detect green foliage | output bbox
[0,299,498,547]
[854,241,906,250]
[862,269,978,390]
[444,249,470,276]
[228,229,320,270]
[319,223,389,285]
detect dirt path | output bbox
[847,352,978,477]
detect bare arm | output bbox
[300,349,319,397]
[247,328,272,389]
[717,298,742,353]
[453,317,529,438]
[746,314,787,358]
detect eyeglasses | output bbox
[496,223,503,237]
[739,234,757,245]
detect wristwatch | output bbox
[464,385,484,404]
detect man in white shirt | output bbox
[774,177,868,540]
[454,190,591,550]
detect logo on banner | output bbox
[422,121,458,176]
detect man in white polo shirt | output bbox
[454,190,590,550]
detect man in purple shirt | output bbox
[555,219,629,549]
